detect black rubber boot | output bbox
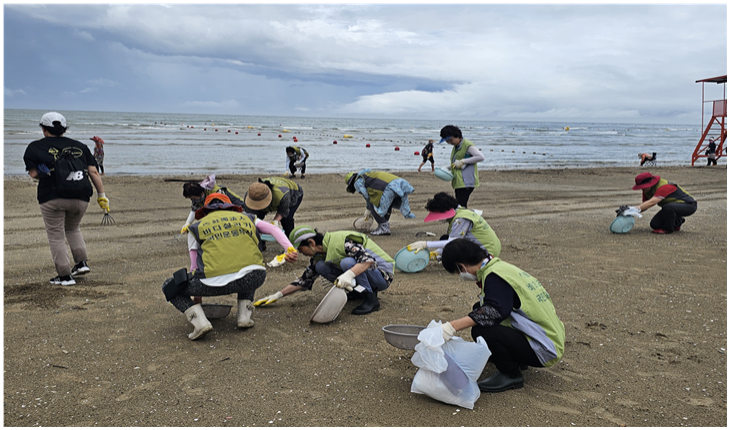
[477,371,524,393]
[352,289,380,315]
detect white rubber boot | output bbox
[237,299,255,328]
[370,222,391,236]
[184,304,213,340]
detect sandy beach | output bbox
[3,166,727,427]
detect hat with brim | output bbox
[424,208,456,222]
[194,192,243,219]
[245,182,273,210]
[632,172,660,190]
[289,225,317,248]
[40,112,67,128]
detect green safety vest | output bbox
[644,178,695,206]
[450,139,479,189]
[477,257,565,367]
[360,171,399,207]
[322,231,395,274]
[291,146,309,157]
[262,177,301,213]
[448,208,502,258]
[189,210,262,279]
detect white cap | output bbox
[40,112,67,128]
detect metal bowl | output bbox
[202,303,232,319]
[382,324,426,350]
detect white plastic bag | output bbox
[410,320,491,409]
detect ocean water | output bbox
[4,109,705,176]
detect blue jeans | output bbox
[314,257,388,293]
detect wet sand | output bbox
[3,166,727,426]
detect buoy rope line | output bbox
[156,123,555,156]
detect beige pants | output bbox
[39,199,89,276]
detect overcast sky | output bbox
[3,3,727,123]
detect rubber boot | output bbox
[352,289,380,315]
[237,299,255,328]
[477,370,524,393]
[370,222,391,236]
[184,304,213,340]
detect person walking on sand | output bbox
[253,225,394,316]
[407,192,501,260]
[345,169,415,236]
[161,193,298,340]
[285,146,309,179]
[436,239,564,393]
[23,112,110,286]
[439,125,485,208]
[90,136,105,175]
[622,172,697,234]
[418,139,435,173]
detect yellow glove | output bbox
[97,193,110,212]
[181,224,190,234]
[253,291,284,307]
[430,251,441,261]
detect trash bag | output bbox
[410,320,491,409]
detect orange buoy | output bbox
[414,151,419,155]
[215,129,218,132]
[235,131,239,134]
[278,134,282,138]
[333,140,338,144]
[258,133,261,136]
[395,147,400,151]
[191,126,194,128]
[293,136,297,139]
[366,143,371,148]
[204,128,207,131]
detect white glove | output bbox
[452,159,466,169]
[441,322,456,342]
[363,209,372,220]
[253,291,284,307]
[624,206,643,218]
[334,269,356,291]
[267,253,287,268]
[407,241,428,252]
[270,220,282,229]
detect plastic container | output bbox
[201,303,232,319]
[310,286,348,324]
[382,324,427,350]
[434,167,454,181]
[394,246,430,273]
[609,215,635,234]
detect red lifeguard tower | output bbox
[691,75,726,165]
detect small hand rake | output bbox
[101,209,115,226]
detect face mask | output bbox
[458,266,478,282]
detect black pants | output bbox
[471,323,543,377]
[168,269,266,312]
[707,157,717,166]
[649,202,697,232]
[367,198,399,224]
[289,159,306,174]
[256,192,304,238]
[454,187,474,208]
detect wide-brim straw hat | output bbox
[245,182,273,210]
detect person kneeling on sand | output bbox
[345,169,416,236]
[253,225,394,315]
[407,192,501,260]
[436,239,565,393]
[623,172,697,234]
[161,193,297,341]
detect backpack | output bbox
[53,148,93,196]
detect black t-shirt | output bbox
[23,136,97,204]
